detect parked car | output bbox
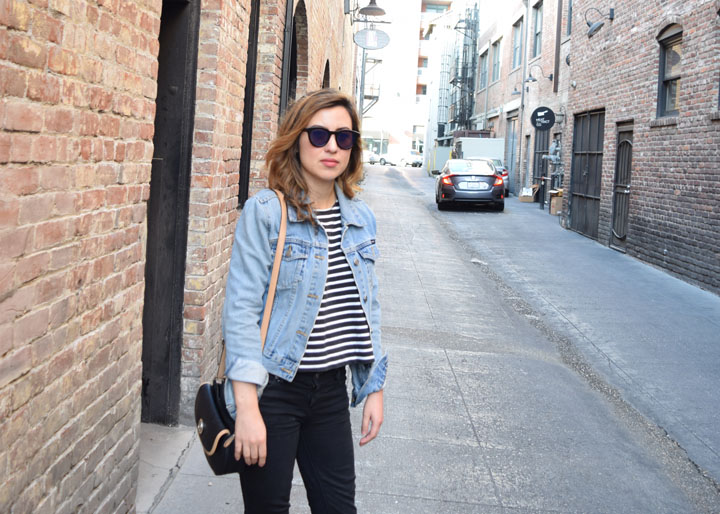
[377,153,397,166]
[363,150,378,164]
[433,158,505,211]
[468,156,509,195]
[491,158,510,195]
[400,151,423,167]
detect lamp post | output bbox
[350,2,390,116]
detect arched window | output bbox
[657,24,682,117]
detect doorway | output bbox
[610,125,633,251]
[141,0,200,425]
[506,115,518,194]
[569,110,605,239]
[532,129,550,203]
[238,0,261,209]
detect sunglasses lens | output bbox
[307,128,331,147]
[335,130,356,150]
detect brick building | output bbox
[471,0,719,293]
[0,0,355,511]
[565,0,720,293]
[473,0,571,196]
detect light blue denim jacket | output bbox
[222,184,387,411]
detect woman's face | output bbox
[298,106,353,193]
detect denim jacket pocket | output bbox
[276,241,310,289]
[358,241,380,265]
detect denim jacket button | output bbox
[363,295,368,302]
[354,258,359,266]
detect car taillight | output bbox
[441,175,454,186]
[493,176,504,186]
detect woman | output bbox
[222,89,387,513]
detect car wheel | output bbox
[379,158,386,165]
[495,201,505,212]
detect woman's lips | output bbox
[321,159,339,167]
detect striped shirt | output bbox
[298,202,374,372]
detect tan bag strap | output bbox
[217,190,287,379]
[260,190,287,349]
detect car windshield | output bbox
[446,159,495,175]
[492,159,503,167]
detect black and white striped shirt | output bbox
[298,203,374,372]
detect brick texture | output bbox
[3,0,357,509]
[0,0,161,512]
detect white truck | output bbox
[454,137,505,164]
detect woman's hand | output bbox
[232,381,267,467]
[359,389,384,446]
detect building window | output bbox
[416,84,427,95]
[419,57,428,68]
[491,40,501,82]
[512,18,523,69]
[532,2,542,58]
[423,3,448,13]
[566,0,572,35]
[479,51,488,89]
[657,25,682,117]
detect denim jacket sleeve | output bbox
[222,193,274,391]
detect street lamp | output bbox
[584,7,615,38]
[526,63,553,82]
[358,0,385,17]
[349,2,390,116]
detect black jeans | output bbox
[239,367,356,514]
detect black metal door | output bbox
[506,116,518,194]
[142,0,200,425]
[533,129,550,203]
[610,129,633,251]
[569,110,605,239]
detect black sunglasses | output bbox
[302,127,359,150]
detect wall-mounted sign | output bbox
[530,107,556,131]
[354,29,390,50]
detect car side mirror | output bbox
[431,169,440,175]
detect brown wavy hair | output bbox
[266,89,363,221]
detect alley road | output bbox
[350,164,720,512]
[152,164,720,514]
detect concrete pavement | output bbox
[136,165,720,513]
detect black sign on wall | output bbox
[530,107,556,131]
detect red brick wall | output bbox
[0,0,360,508]
[180,0,252,423]
[567,0,720,293]
[0,0,161,511]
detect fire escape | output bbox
[448,4,478,133]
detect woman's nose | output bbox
[324,134,339,152]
